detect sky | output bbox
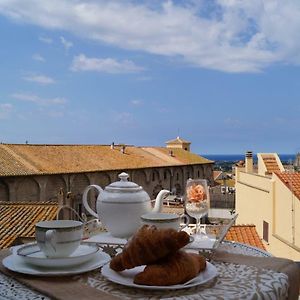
[0,0,300,154]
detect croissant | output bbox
[134,250,206,286]
[110,225,190,272]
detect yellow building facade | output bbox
[236,152,300,261]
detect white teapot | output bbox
[82,172,169,238]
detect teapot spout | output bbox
[152,189,170,213]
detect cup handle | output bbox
[82,185,103,218]
[45,229,57,254]
[180,214,190,230]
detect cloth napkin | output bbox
[0,249,119,300]
[212,249,300,300]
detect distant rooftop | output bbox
[275,172,300,201]
[0,143,212,177]
[165,136,191,145]
[225,224,266,250]
[0,202,58,249]
[261,154,281,174]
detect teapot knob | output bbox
[118,172,129,182]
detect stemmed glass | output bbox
[184,179,210,239]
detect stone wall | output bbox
[0,163,214,214]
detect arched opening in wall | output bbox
[174,183,182,196]
[0,180,9,201]
[152,184,163,199]
[197,167,204,179]
[187,166,193,180]
[162,169,172,190]
[16,178,39,202]
[45,176,66,202]
[94,172,111,188]
[132,169,147,187]
[70,174,90,216]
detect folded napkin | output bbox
[212,249,300,300]
[0,249,119,300]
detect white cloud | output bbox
[11,92,67,106]
[38,35,53,44]
[32,53,45,62]
[23,74,55,85]
[130,99,143,106]
[60,36,73,52]
[114,111,134,126]
[0,103,13,119]
[1,1,300,72]
[71,54,144,73]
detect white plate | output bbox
[3,250,111,276]
[101,261,218,290]
[16,242,99,268]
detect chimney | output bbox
[245,151,253,173]
[121,145,125,154]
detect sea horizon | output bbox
[201,154,296,163]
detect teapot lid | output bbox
[105,172,143,192]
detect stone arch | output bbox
[153,184,163,198]
[186,165,194,180]
[196,166,204,179]
[174,183,182,196]
[94,172,111,188]
[70,174,90,215]
[162,168,172,191]
[45,175,66,202]
[151,169,160,182]
[0,180,9,201]
[71,174,90,195]
[132,169,147,187]
[163,168,172,181]
[173,167,183,183]
[16,177,39,202]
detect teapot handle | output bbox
[82,185,103,218]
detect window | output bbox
[152,172,155,181]
[263,221,269,243]
[176,173,179,180]
[197,170,200,177]
[164,171,167,180]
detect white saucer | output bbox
[3,250,111,276]
[101,262,218,290]
[16,242,99,268]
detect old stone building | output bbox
[0,139,214,214]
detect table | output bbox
[0,235,298,300]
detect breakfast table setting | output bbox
[0,173,300,299]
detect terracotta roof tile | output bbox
[275,172,300,200]
[262,155,281,174]
[165,136,191,144]
[0,144,212,177]
[0,202,58,249]
[225,225,266,250]
[213,171,222,180]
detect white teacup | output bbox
[35,220,83,258]
[140,213,189,231]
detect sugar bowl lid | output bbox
[105,172,143,193]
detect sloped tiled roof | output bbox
[0,202,58,249]
[261,154,281,174]
[0,144,212,177]
[165,136,191,144]
[275,172,300,201]
[213,171,222,180]
[225,225,266,250]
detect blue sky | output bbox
[0,0,300,154]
